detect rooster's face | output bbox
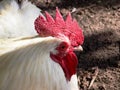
[50,41,78,81]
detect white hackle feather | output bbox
[0,36,78,90]
[0,0,42,38]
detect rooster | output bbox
[0,0,84,90]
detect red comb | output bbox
[34,8,84,47]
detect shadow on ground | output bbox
[76,30,120,69]
[35,0,120,11]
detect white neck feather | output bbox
[0,37,72,90]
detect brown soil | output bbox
[31,0,120,90]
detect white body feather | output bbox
[0,0,41,38]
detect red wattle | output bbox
[50,51,78,81]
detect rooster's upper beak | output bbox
[74,45,83,51]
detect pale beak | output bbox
[74,45,83,51]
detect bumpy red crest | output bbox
[34,8,84,47]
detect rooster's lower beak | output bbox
[74,45,83,51]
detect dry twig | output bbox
[88,67,99,89]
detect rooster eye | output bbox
[59,42,69,51]
[61,45,66,49]
[56,42,69,51]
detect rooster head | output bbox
[34,8,84,81]
[50,40,78,81]
[34,8,84,51]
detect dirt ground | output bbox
[31,0,120,90]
